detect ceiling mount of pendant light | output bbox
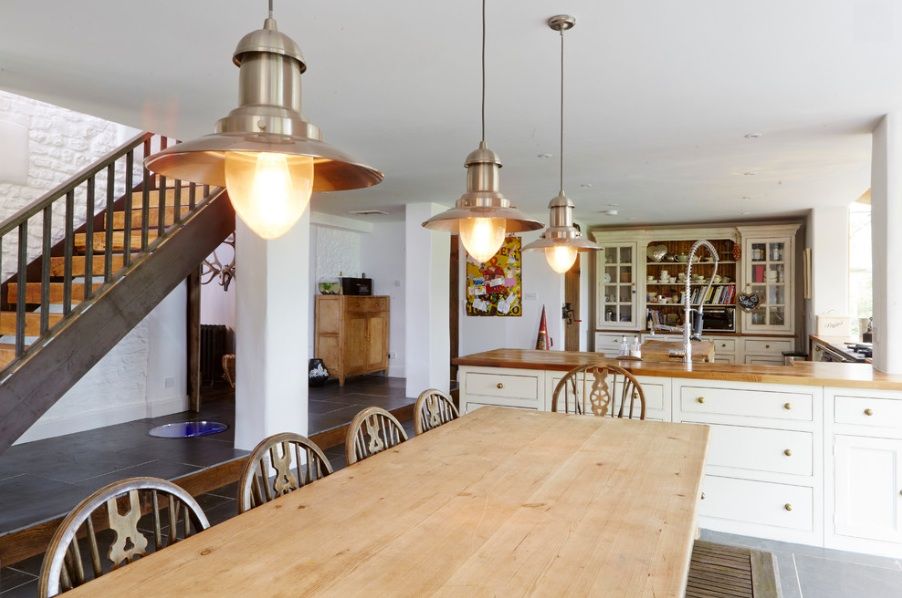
[422,0,542,264]
[523,14,598,274]
[144,0,382,239]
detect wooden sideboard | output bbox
[314,295,389,385]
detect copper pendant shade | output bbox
[421,0,542,243]
[145,10,382,193]
[523,15,598,264]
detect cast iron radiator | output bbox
[200,324,228,384]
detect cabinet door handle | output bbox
[783,402,792,411]
[765,344,771,349]
[864,408,874,416]
[784,449,792,457]
[784,503,793,512]
[696,397,705,404]
[700,492,706,500]
[496,383,504,389]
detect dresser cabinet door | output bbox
[834,435,902,544]
[366,313,388,370]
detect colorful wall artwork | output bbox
[465,236,522,317]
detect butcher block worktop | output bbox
[453,348,902,390]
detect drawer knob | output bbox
[784,503,793,512]
[700,492,706,500]
[864,408,874,416]
[496,383,504,390]
[783,402,792,411]
[696,397,705,404]
[765,344,771,349]
[784,449,792,457]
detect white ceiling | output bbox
[1,0,898,225]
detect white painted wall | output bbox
[805,206,850,338]
[1,90,189,444]
[870,114,902,373]
[361,220,406,378]
[578,250,590,351]
[405,203,449,397]
[458,229,566,357]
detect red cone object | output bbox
[535,306,551,350]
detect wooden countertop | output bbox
[66,407,709,597]
[454,348,902,390]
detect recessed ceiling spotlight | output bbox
[579,183,593,188]
[607,203,620,207]
[600,208,619,216]
[744,132,762,139]
[740,195,752,200]
[742,171,759,176]
[537,152,553,159]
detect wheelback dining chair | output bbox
[551,363,647,420]
[38,477,210,597]
[413,388,460,434]
[345,406,409,465]
[237,432,334,513]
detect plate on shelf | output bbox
[647,245,668,262]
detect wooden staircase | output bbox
[0,132,235,451]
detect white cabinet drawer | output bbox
[594,332,638,355]
[712,338,737,354]
[706,424,813,476]
[745,338,793,355]
[835,395,902,429]
[465,371,541,401]
[700,475,814,531]
[680,386,813,421]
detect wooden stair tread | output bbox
[50,255,125,277]
[107,206,191,230]
[7,282,102,304]
[73,231,158,252]
[0,312,63,336]
[128,187,194,208]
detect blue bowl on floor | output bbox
[148,421,229,439]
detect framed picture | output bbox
[465,236,522,317]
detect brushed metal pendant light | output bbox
[523,15,598,274]
[421,0,542,264]
[145,0,382,239]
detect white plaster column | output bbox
[234,209,310,450]
[806,206,850,337]
[404,203,450,397]
[870,114,902,373]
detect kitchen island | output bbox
[453,348,902,558]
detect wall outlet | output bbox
[388,352,397,359]
[164,377,175,389]
[525,292,537,300]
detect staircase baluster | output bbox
[63,190,75,316]
[158,136,168,237]
[104,163,114,282]
[84,175,95,300]
[15,221,27,356]
[141,137,151,251]
[189,183,196,210]
[124,149,134,268]
[174,178,182,227]
[40,205,52,335]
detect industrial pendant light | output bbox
[523,15,598,273]
[145,0,382,239]
[421,0,542,264]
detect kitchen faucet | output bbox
[680,240,719,363]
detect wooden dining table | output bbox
[67,406,709,597]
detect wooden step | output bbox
[50,255,126,277]
[0,311,63,335]
[107,206,191,230]
[73,231,158,252]
[0,343,14,368]
[129,187,193,209]
[7,282,102,304]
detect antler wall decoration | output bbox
[201,233,236,291]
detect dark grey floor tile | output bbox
[0,578,37,597]
[776,553,802,598]
[308,399,347,415]
[72,459,201,494]
[201,497,239,526]
[0,441,153,485]
[310,405,370,433]
[0,475,93,533]
[206,482,238,500]
[795,553,902,598]
[0,567,36,594]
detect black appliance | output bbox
[340,276,372,296]
[694,307,736,333]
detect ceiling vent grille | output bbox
[348,209,390,216]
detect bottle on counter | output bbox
[630,337,642,359]
[618,336,630,357]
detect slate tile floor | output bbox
[700,529,902,598]
[0,375,413,597]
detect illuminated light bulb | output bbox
[544,245,579,273]
[224,151,314,239]
[459,217,506,263]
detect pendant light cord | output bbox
[268,0,273,18]
[481,0,486,144]
[559,27,565,194]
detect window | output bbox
[848,201,872,330]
